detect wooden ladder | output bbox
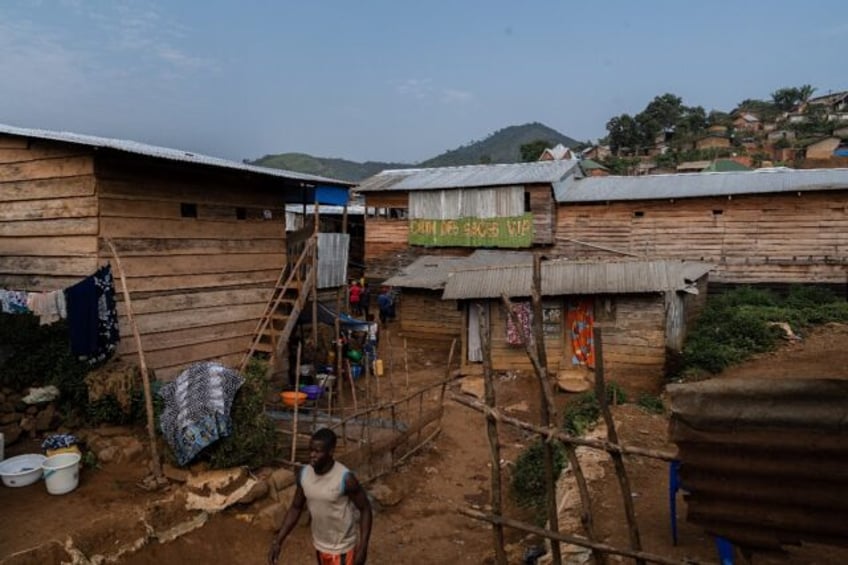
[239,235,317,373]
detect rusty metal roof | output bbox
[668,378,848,552]
[442,259,712,299]
[382,250,533,290]
[356,160,580,192]
[0,123,353,187]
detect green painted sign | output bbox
[408,214,534,247]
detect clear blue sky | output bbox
[1,1,844,164]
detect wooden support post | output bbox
[403,337,410,395]
[479,304,507,564]
[594,327,645,564]
[291,341,302,462]
[104,239,162,482]
[312,204,319,348]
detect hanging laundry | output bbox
[26,290,67,325]
[506,301,532,346]
[0,289,30,314]
[158,362,245,466]
[65,264,120,365]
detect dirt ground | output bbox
[2,323,848,564]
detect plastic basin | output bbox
[299,384,323,400]
[281,391,308,407]
[0,454,46,487]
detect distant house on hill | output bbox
[733,112,761,132]
[805,137,842,160]
[695,134,732,151]
[0,124,352,379]
[539,143,575,161]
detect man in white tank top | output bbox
[268,428,372,565]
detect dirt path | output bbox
[3,325,848,564]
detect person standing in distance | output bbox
[268,428,372,565]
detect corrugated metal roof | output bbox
[668,378,848,552]
[442,259,712,299]
[383,250,533,290]
[0,123,352,186]
[357,159,580,192]
[554,167,848,203]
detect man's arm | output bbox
[345,473,372,565]
[267,483,306,565]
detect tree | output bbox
[771,85,816,112]
[605,114,641,156]
[520,140,550,162]
[677,105,708,136]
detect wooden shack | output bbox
[355,160,581,281]
[0,124,351,379]
[442,259,711,394]
[381,250,531,340]
[552,168,848,288]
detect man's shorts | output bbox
[316,548,356,565]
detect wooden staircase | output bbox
[239,235,317,373]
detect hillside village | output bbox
[1,85,848,564]
[589,87,848,175]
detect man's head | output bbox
[309,428,337,473]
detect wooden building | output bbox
[355,160,581,281]
[442,259,711,394]
[380,250,531,340]
[552,168,848,287]
[0,124,352,379]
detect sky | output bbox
[1,1,845,164]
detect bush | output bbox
[0,314,90,410]
[637,393,665,414]
[563,392,600,436]
[202,359,281,469]
[511,439,566,524]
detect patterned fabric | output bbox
[65,265,120,366]
[42,434,78,451]
[506,301,532,346]
[0,290,29,314]
[567,299,595,368]
[158,362,245,466]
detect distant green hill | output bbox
[250,122,580,182]
[420,122,580,167]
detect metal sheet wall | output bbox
[668,378,848,552]
[317,232,349,289]
[409,186,524,219]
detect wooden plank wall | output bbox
[95,155,287,380]
[527,184,555,244]
[597,294,667,394]
[554,191,848,284]
[488,300,565,373]
[397,290,461,340]
[0,136,100,290]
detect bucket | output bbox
[42,452,81,495]
[350,364,362,380]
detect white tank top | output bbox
[300,461,358,553]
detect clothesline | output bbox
[0,263,121,366]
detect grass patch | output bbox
[636,393,665,414]
[680,286,848,376]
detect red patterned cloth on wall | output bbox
[506,301,532,345]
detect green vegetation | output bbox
[636,393,665,415]
[510,438,566,524]
[680,286,848,376]
[520,139,553,162]
[0,314,90,410]
[201,359,281,469]
[563,391,600,436]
